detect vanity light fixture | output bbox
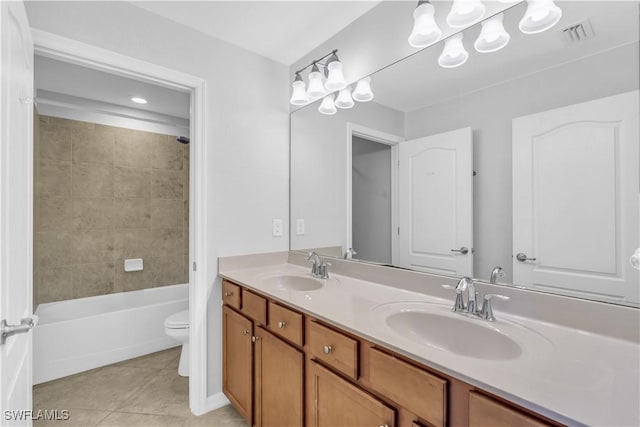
[519,0,563,34]
[318,93,337,115]
[324,53,347,91]
[408,0,443,48]
[335,87,355,109]
[447,0,486,29]
[130,96,147,104]
[306,63,327,100]
[474,12,510,53]
[289,73,310,105]
[438,33,469,68]
[352,77,374,102]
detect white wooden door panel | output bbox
[0,1,35,425]
[399,127,473,276]
[513,91,639,303]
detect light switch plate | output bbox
[124,258,143,272]
[272,219,283,237]
[296,219,305,236]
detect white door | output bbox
[0,1,35,425]
[513,91,639,303]
[398,127,473,276]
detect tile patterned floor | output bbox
[33,347,248,427]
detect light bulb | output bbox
[318,94,337,115]
[438,33,469,68]
[324,54,347,91]
[474,13,510,53]
[289,74,309,105]
[519,0,562,34]
[335,87,354,109]
[306,64,327,100]
[447,0,486,28]
[352,77,374,102]
[408,1,442,48]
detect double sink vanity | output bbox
[219,252,640,427]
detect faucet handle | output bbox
[480,294,510,321]
[318,262,331,279]
[305,251,316,261]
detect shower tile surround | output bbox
[34,115,189,304]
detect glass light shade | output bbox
[519,0,562,34]
[352,77,374,102]
[325,61,347,91]
[335,87,354,109]
[318,94,337,115]
[408,2,442,48]
[306,69,327,100]
[474,13,510,53]
[438,33,469,68]
[289,80,309,105]
[446,0,486,28]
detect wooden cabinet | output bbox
[268,301,304,346]
[222,280,241,309]
[222,306,253,422]
[307,361,395,427]
[254,326,304,427]
[469,392,552,427]
[307,320,359,380]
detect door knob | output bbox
[451,247,469,255]
[242,329,249,335]
[322,345,332,354]
[1,316,38,345]
[252,336,260,343]
[224,291,233,297]
[278,321,286,329]
[516,253,537,262]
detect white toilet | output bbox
[164,310,189,377]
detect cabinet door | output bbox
[307,360,395,427]
[254,326,303,427]
[223,306,253,423]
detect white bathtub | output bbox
[33,284,188,384]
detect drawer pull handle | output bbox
[224,291,233,297]
[242,329,249,335]
[323,345,332,354]
[252,336,260,343]
[278,321,286,329]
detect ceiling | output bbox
[130,1,381,65]
[368,1,640,112]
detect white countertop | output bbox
[220,263,640,426]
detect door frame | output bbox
[31,30,211,415]
[346,123,404,264]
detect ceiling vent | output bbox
[560,20,595,45]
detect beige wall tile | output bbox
[151,199,183,229]
[37,266,74,303]
[113,228,152,260]
[73,163,114,198]
[74,262,115,298]
[152,134,183,171]
[151,170,182,199]
[40,117,72,162]
[114,167,150,198]
[38,197,72,231]
[150,256,184,287]
[73,198,113,230]
[150,228,183,258]
[113,198,151,229]
[36,230,75,268]
[74,230,114,264]
[38,162,71,197]
[114,128,151,168]
[114,259,151,292]
[72,123,114,164]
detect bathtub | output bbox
[33,284,188,384]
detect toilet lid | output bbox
[165,310,189,328]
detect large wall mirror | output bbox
[290,1,640,307]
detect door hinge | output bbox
[397,227,400,235]
[192,262,197,271]
[473,170,477,176]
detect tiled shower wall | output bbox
[34,114,189,305]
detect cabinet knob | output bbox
[278,321,286,329]
[252,336,260,343]
[379,425,389,427]
[242,329,249,335]
[224,291,233,297]
[323,345,332,354]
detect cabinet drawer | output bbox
[222,280,241,309]
[469,392,552,427]
[268,302,303,346]
[307,320,358,380]
[241,290,267,325]
[369,347,447,427]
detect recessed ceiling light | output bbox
[130,96,147,104]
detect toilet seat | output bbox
[165,310,189,329]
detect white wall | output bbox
[290,101,404,253]
[404,42,640,283]
[24,1,290,398]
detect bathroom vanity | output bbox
[218,253,640,427]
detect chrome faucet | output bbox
[305,251,330,279]
[445,277,509,322]
[344,247,357,260]
[490,266,505,284]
